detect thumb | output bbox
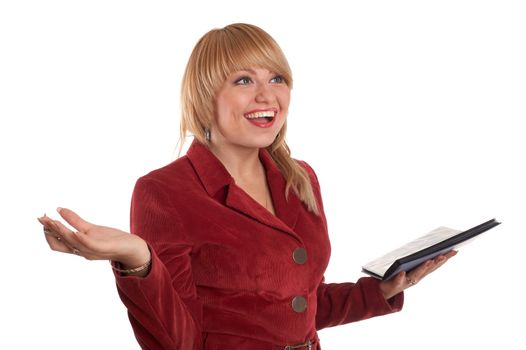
[56,207,93,232]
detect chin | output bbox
[240,135,278,150]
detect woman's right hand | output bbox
[37,207,150,271]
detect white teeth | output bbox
[244,111,276,119]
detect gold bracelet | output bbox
[111,257,151,274]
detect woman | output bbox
[38,23,455,349]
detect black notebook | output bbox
[362,219,501,280]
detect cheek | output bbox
[216,93,249,119]
[215,104,229,123]
[214,96,235,126]
[278,89,291,110]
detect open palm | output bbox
[38,207,148,266]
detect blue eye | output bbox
[270,75,285,84]
[235,77,252,85]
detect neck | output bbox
[208,142,275,215]
[208,143,263,181]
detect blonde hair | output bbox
[179,23,319,214]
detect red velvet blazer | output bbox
[114,141,403,349]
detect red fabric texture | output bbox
[114,141,403,349]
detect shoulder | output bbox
[132,155,197,198]
[139,155,194,185]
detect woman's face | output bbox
[211,67,290,152]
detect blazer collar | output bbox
[186,140,233,197]
[186,140,302,240]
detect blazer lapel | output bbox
[224,183,300,239]
[187,141,303,240]
[259,148,302,232]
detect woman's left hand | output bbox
[379,250,458,300]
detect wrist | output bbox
[116,235,151,270]
[112,257,151,276]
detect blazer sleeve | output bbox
[113,177,201,350]
[315,278,403,330]
[299,161,404,330]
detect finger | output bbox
[39,216,68,238]
[48,220,87,257]
[38,215,56,230]
[39,216,66,245]
[56,207,93,232]
[51,219,83,246]
[395,271,409,289]
[54,220,105,258]
[39,216,85,256]
[413,252,455,280]
[37,215,46,226]
[405,271,420,287]
[444,250,458,258]
[388,271,409,291]
[44,232,74,253]
[407,260,433,285]
[42,224,76,253]
[426,252,455,274]
[43,220,107,259]
[406,251,458,285]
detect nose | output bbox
[255,83,274,104]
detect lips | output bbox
[243,109,277,128]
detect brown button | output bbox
[292,247,308,265]
[291,296,307,313]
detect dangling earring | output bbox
[204,128,211,142]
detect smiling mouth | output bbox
[244,110,276,121]
[243,110,277,127]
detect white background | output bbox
[1,1,525,349]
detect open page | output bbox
[362,226,462,278]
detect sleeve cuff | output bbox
[358,277,404,313]
[112,245,161,286]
